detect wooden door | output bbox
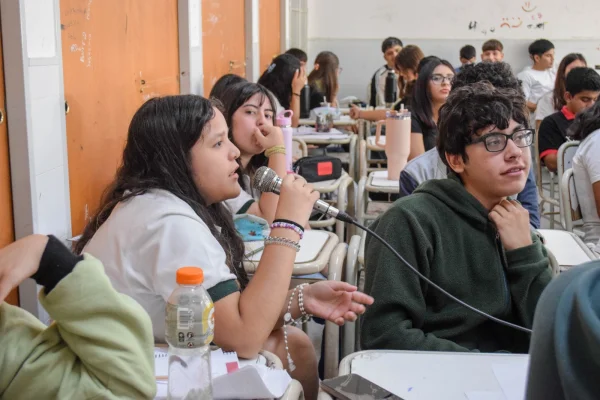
[0,25,17,305]
[60,0,180,235]
[201,0,246,95]
[259,0,281,73]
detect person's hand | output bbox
[253,125,284,151]
[303,281,374,326]
[349,105,361,120]
[291,68,306,95]
[0,235,48,302]
[489,199,532,251]
[274,174,320,228]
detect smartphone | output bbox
[320,374,404,400]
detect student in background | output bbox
[534,53,587,130]
[399,61,541,229]
[209,73,247,100]
[217,82,285,222]
[409,58,454,159]
[481,39,504,62]
[362,82,551,353]
[538,67,600,172]
[258,53,306,127]
[571,101,600,251]
[0,234,156,399]
[456,45,476,73]
[308,51,341,108]
[518,39,556,113]
[368,37,403,108]
[77,95,373,400]
[285,48,308,71]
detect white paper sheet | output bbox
[492,359,530,400]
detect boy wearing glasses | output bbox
[361,82,551,352]
[538,67,600,172]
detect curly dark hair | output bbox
[569,100,600,141]
[437,82,529,169]
[452,62,523,96]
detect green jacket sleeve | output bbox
[360,206,472,352]
[0,255,156,399]
[504,236,552,329]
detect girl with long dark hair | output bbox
[75,95,372,399]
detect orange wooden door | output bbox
[202,0,246,95]
[60,0,180,235]
[0,25,17,305]
[259,0,281,73]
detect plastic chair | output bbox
[557,141,580,228]
[560,169,583,233]
[342,234,361,359]
[309,172,356,242]
[292,137,308,160]
[534,131,560,228]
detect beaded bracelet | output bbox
[271,222,304,239]
[265,145,286,158]
[297,283,312,323]
[264,236,300,252]
[273,218,304,233]
[283,286,299,371]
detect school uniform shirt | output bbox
[517,67,556,104]
[538,106,575,163]
[369,65,393,108]
[224,174,258,214]
[411,113,438,151]
[572,129,600,248]
[83,189,239,343]
[534,91,556,123]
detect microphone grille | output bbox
[252,166,279,193]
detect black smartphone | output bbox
[320,374,404,400]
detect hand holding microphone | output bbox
[270,172,320,230]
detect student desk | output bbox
[318,350,530,400]
[366,135,385,152]
[299,115,357,127]
[537,228,598,271]
[357,170,398,225]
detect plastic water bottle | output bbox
[165,267,215,400]
[276,110,294,173]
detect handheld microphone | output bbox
[252,166,356,223]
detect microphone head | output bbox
[252,166,280,193]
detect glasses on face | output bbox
[469,128,535,152]
[430,74,454,85]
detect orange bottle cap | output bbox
[176,267,204,285]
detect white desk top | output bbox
[537,229,596,267]
[335,350,529,400]
[299,115,357,126]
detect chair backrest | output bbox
[358,139,367,179]
[560,168,583,232]
[291,137,307,161]
[557,140,580,184]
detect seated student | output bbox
[76,95,373,399]
[285,48,308,71]
[368,37,403,108]
[571,101,600,250]
[216,81,286,222]
[307,51,341,108]
[518,39,556,114]
[258,54,307,127]
[399,61,541,228]
[481,39,504,62]
[361,82,552,352]
[408,58,454,159]
[0,234,155,399]
[538,67,600,172]
[526,262,600,400]
[534,53,587,130]
[209,73,247,100]
[456,45,476,73]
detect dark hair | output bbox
[528,39,554,56]
[307,51,339,103]
[453,61,524,96]
[258,53,300,109]
[395,45,424,73]
[564,67,600,98]
[553,53,587,111]
[75,95,249,288]
[437,83,529,168]
[219,81,276,191]
[570,100,600,141]
[411,58,454,129]
[381,37,403,53]
[209,74,247,101]
[482,39,503,52]
[417,56,441,73]
[285,48,308,63]
[460,45,476,60]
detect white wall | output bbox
[306,0,600,100]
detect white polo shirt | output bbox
[84,189,239,342]
[573,130,600,249]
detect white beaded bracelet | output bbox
[297,283,312,323]
[283,286,299,371]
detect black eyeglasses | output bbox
[469,128,535,152]
[430,74,454,85]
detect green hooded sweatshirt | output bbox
[361,174,552,353]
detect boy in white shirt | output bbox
[517,39,556,114]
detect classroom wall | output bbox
[306,0,600,100]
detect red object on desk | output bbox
[226,361,239,373]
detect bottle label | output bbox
[177,307,192,330]
[167,302,214,347]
